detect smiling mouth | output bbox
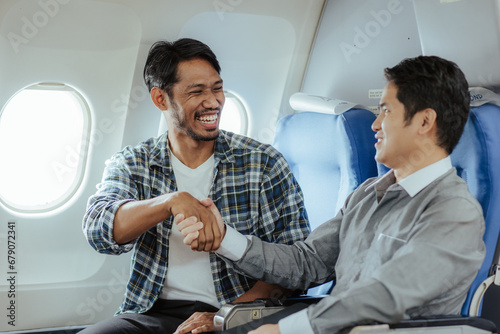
[196,114,218,124]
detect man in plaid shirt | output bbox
[81,38,310,334]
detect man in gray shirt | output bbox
[176,55,486,334]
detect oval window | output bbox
[0,83,90,213]
[219,91,249,136]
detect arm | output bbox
[181,195,485,333]
[83,149,221,254]
[230,197,486,333]
[113,191,220,250]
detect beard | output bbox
[170,103,220,142]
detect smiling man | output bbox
[81,38,310,334]
[177,55,486,334]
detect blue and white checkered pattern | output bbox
[83,130,310,314]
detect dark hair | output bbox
[143,38,221,99]
[384,55,470,154]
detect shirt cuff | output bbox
[215,225,249,261]
[278,309,314,334]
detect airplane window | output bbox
[0,83,90,213]
[220,91,249,136]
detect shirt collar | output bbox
[397,156,452,197]
[368,156,452,199]
[149,130,234,170]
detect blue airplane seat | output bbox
[449,103,500,324]
[273,96,378,295]
[273,109,378,231]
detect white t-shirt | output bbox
[159,153,220,308]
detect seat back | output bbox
[273,108,378,294]
[273,109,378,231]
[449,103,500,317]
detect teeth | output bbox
[197,114,217,123]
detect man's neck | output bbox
[168,134,215,169]
[393,148,449,182]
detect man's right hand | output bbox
[167,192,222,252]
[175,198,225,251]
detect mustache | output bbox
[195,108,220,118]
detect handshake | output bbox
[174,198,226,252]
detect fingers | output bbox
[170,195,224,252]
[174,312,215,334]
[194,226,206,251]
[175,215,200,233]
[175,214,204,247]
[183,231,200,246]
[199,198,214,207]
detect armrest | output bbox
[213,298,316,332]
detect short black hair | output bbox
[384,55,470,154]
[143,38,221,99]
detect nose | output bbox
[202,91,221,109]
[372,111,384,132]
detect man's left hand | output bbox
[173,311,216,334]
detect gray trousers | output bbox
[78,299,218,334]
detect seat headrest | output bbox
[289,92,369,115]
[469,87,500,107]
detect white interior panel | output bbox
[413,0,500,88]
[0,0,138,330]
[302,0,423,108]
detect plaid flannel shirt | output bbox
[83,130,310,314]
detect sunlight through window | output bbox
[219,91,249,136]
[0,83,90,213]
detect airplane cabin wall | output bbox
[302,0,500,112]
[1,0,500,332]
[413,0,500,90]
[0,0,143,331]
[0,0,324,331]
[302,0,422,111]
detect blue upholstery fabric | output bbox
[449,104,500,316]
[273,109,378,231]
[273,109,378,295]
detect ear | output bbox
[418,108,437,135]
[150,87,169,111]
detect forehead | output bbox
[175,58,221,86]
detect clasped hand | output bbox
[174,197,225,251]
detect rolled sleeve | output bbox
[82,152,142,255]
[83,197,136,254]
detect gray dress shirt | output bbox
[219,158,485,333]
